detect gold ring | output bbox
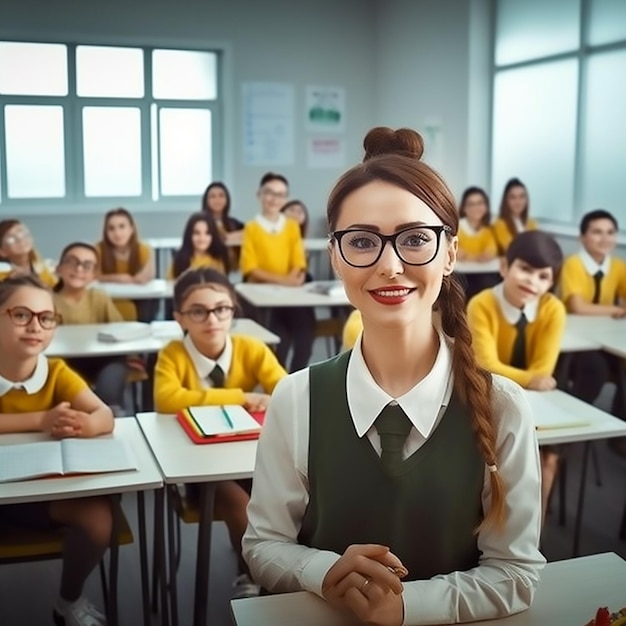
[359,578,370,592]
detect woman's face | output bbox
[57,247,98,290]
[330,181,456,331]
[506,186,527,218]
[191,221,213,254]
[463,193,488,225]
[0,223,33,260]
[207,187,228,216]
[106,215,134,248]
[284,203,306,226]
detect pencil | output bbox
[220,406,234,429]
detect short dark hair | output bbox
[579,209,618,235]
[172,267,240,315]
[505,231,563,280]
[259,172,288,188]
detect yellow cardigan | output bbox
[342,310,363,350]
[166,253,226,280]
[457,226,497,259]
[154,335,286,413]
[491,218,538,255]
[467,288,565,388]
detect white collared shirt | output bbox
[578,247,610,277]
[492,282,538,324]
[0,355,49,396]
[243,337,544,624]
[183,334,232,388]
[255,213,286,235]
[459,217,479,236]
[513,217,525,233]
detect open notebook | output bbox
[184,405,262,437]
[0,438,137,483]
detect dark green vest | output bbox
[298,351,484,581]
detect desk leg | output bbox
[154,488,170,626]
[572,442,591,557]
[166,486,180,626]
[193,483,216,626]
[108,498,121,626]
[137,491,151,626]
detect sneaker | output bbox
[231,573,261,599]
[53,596,107,626]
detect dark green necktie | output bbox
[208,364,225,388]
[592,270,604,304]
[375,402,413,477]
[510,312,528,369]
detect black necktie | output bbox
[375,403,413,477]
[510,312,528,369]
[592,270,604,304]
[208,364,225,388]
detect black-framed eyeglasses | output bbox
[330,225,452,268]
[179,305,235,323]
[0,306,61,329]
[61,256,97,271]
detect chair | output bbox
[0,507,134,626]
[314,317,344,357]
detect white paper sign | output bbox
[307,136,345,169]
[306,86,345,133]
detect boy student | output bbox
[239,173,315,372]
[467,230,565,524]
[559,209,626,420]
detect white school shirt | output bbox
[492,282,539,324]
[0,355,48,395]
[183,334,232,388]
[255,213,286,235]
[578,247,611,277]
[243,333,545,625]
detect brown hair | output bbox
[498,178,529,238]
[0,219,37,267]
[0,274,51,308]
[327,126,505,532]
[172,267,240,315]
[99,208,141,275]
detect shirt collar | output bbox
[256,213,286,234]
[579,247,610,276]
[459,217,479,236]
[346,331,453,439]
[183,334,233,384]
[493,282,538,324]
[0,355,49,396]
[513,217,525,233]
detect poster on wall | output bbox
[307,136,346,169]
[306,86,345,133]
[242,82,295,166]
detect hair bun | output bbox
[363,127,424,162]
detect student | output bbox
[167,212,230,280]
[466,230,565,524]
[559,209,626,415]
[202,182,244,268]
[0,275,114,626]
[341,309,362,351]
[492,178,538,254]
[457,187,497,262]
[96,208,156,322]
[0,219,56,286]
[243,127,544,625]
[240,173,315,372]
[154,267,286,598]
[53,242,129,416]
[280,199,310,239]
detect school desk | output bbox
[136,411,257,626]
[455,258,501,274]
[0,418,165,626]
[92,279,171,301]
[230,552,626,626]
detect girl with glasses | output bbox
[0,219,56,287]
[154,267,286,599]
[0,275,114,626]
[243,127,544,625]
[53,242,129,416]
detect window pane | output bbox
[0,42,68,96]
[5,105,66,198]
[159,108,211,195]
[589,0,626,46]
[76,46,144,98]
[83,107,142,197]
[495,0,580,66]
[580,51,626,218]
[152,50,217,100]
[491,60,578,222]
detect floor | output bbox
[1,342,625,626]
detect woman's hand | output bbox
[322,544,406,626]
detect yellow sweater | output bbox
[491,217,538,254]
[95,241,151,275]
[457,226,498,258]
[240,220,307,277]
[342,310,363,350]
[165,253,226,280]
[0,257,56,287]
[0,359,88,415]
[154,336,287,413]
[559,254,626,307]
[467,288,565,388]
[53,288,123,325]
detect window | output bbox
[492,0,626,227]
[0,42,221,211]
